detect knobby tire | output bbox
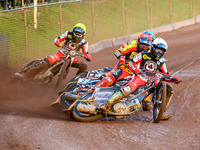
[153,81,167,123]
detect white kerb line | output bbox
[171,57,200,76]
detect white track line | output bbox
[171,57,200,76]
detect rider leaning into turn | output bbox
[97,38,182,120]
[92,32,154,110]
[15,23,92,79]
[111,31,156,72]
[93,33,153,87]
[138,31,157,110]
[120,31,165,112]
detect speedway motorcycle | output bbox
[12,45,88,88]
[51,67,132,106]
[52,71,178,123]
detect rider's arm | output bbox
[82,42,92,62]
[128,53,143,74]
[114,40,138,59]
[159,62,173,82]
[159,62,181,83]
[54,31,69,47]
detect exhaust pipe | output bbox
[77,103,97,115]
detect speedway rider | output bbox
[92,33,154,110]
[15,23,92,80]
[93,33,153,88]
[108,31,156,111]
[141,31,157,110]
[97,38,182,119]
[119,31,156,50]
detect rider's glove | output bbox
[59,43,64,47]
[119,43,126,49]
[119,56,126,65]
[134,69,141,75]
[173,77,182,84]
[86,57,91,62]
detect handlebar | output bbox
[145,71,171,80]
[62,45,87,59]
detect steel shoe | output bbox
[14,72,24,79]
[161,113,171,120]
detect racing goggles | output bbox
[155,43,167,51]
[155,48,165,55]
[139,43,150,50]
[139,38,151,46]
[74,31,83,37]
[73,27,85,35]
[153,47,166,58]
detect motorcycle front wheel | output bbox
[153,81,167,123]
[55,59,70,88]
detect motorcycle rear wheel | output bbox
[71,92,103,122]
[153,81,167,123]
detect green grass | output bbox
[0,0,200,67]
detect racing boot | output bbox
[14,72,25,80]
[14,60,41,81]
[24,58,50,78]
[98,91,124,112]
[142,95,152,111]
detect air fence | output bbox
[0,0,200,69]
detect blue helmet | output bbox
[144,31,156,41]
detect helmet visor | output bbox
[139,38,151,46]
[156,43,167,51]
[73,27,85,34]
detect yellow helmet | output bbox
[73,23,86,34]
[72,23,86,43]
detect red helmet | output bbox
[137,33,153,52]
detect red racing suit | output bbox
[121,52,177,96]
[93,40,150,88]
[46,31,92,74]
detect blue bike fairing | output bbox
[93,87,121,104]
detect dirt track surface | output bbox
[1,23,200,150]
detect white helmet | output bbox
[152,38,168,60]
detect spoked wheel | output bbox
[71,91,103,122]
[153,81,167,123]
